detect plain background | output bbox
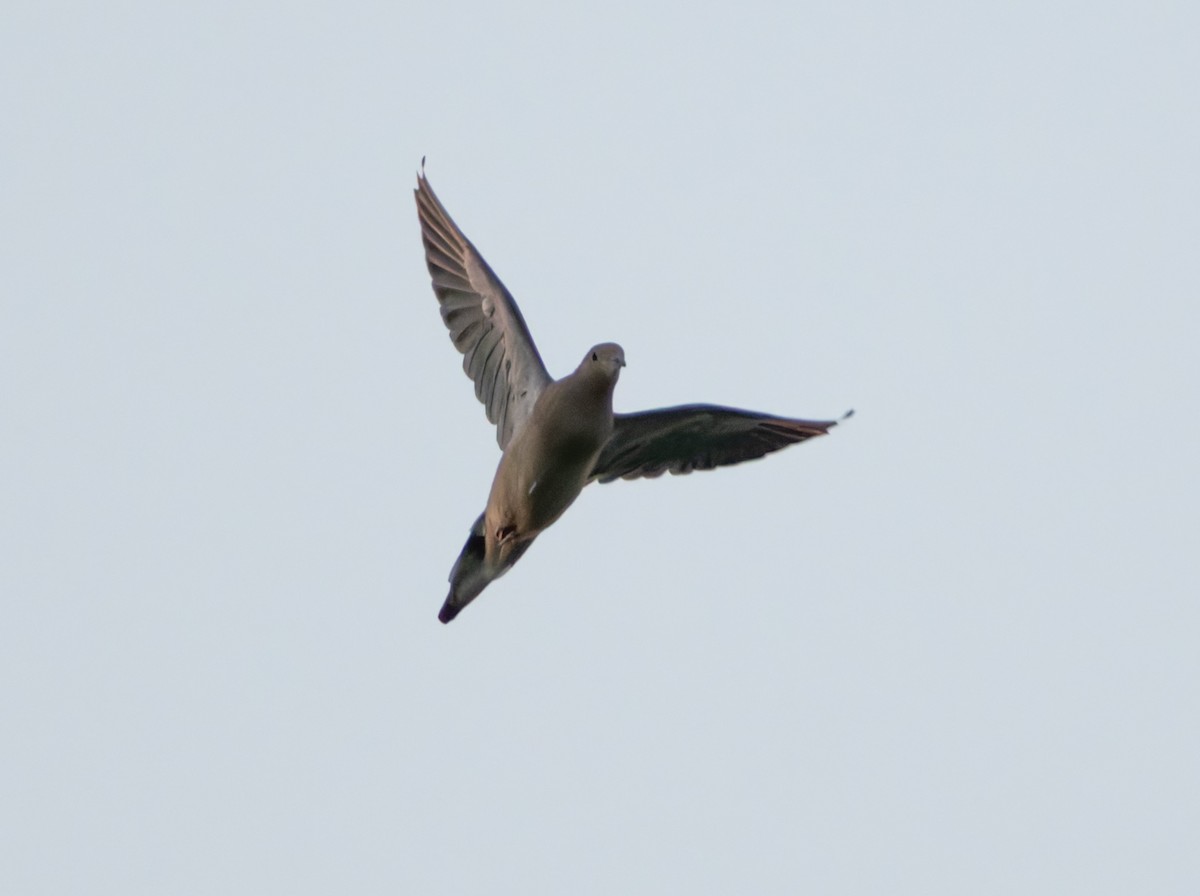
[3,1,1198,893]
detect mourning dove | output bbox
[415,166,850,623]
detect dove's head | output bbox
[582,343,626,381]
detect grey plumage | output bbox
[415,167,848,623]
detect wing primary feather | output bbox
[418,218,461,263]
[431,267,473,292]
[422,240,464,276]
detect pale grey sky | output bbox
[3,1,1198,893]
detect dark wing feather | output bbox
[415,171,552,449]
[589,404,846,483]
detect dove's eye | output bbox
[592,352,598,361]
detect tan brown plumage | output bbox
[415,165,849,623]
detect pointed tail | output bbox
[439,513,535,623]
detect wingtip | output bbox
[823,408,855,431]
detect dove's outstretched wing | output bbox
[415,170,552,449]
[590,405,848,483]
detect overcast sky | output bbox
[3,2,1198,893]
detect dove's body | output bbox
[484,346,622,562]
[439,345,624,622]
[415,169,848,623]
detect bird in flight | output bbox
[415,165,850,623]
